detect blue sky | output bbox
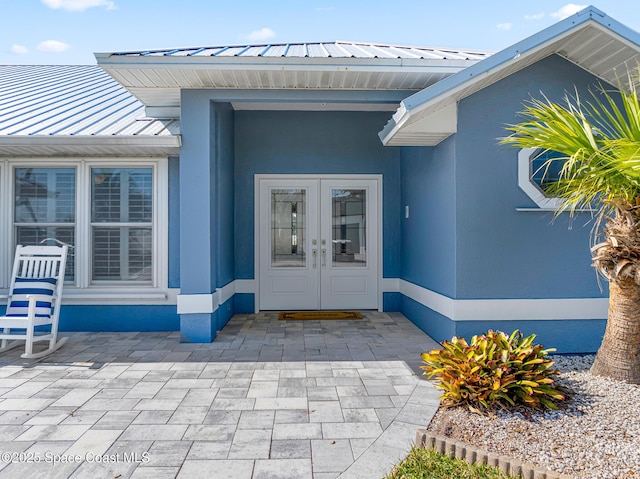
[1,1,640,65]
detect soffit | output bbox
[95,42,493,109]
[381,9,640,146]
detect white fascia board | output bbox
[380,10,625,146]
[379,104,409,145]
[0,135,182,156]
[231,101,399,112]
[0,135,181,148]
[98,54,476,73]
[400,103,457,136]
[380,103,457,146]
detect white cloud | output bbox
[41,0,116,11]
[496,22,512,31]
[525,12,545,20]
[37,40,71,52]
[247,27,276,42]
[551,4,587,20]
[10,44,29,55]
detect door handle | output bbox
[321,249,326,268]
[312,249,317,269]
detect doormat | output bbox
[278,311,364,320]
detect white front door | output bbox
[258,176,379,310]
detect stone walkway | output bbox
[0,311,441,479]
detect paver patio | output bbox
[0,311,441,478]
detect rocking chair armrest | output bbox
[24,293,58,302]
[24,293,57,320]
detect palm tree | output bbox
[501,77,640,384]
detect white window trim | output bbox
[517,148,564,209]
[0,161,6,289]
[1,157,173,305]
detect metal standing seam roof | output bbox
[0,65,181,156]
[96,42,494,112]
[0,65,178,138]
[111,41,492,61]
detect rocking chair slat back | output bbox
[1,244,69,359]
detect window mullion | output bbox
[120,171,130,281]
[77,162,90,288]
[0,161,7,289]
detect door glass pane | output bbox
[332,189,366,267]
[271,188,306,267]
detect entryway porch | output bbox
[0,312,440,478]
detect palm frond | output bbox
[501,83,640,220]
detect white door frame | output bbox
[254,174,383,313]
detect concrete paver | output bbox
[0,311,441,478]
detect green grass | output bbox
[384,446,520,479]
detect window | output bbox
[15,168,76,280]
[530,150,565,190]
[517,148,564,209]
[2,159,167,295]
[91,168,153,282]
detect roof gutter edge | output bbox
[0,135,182,147]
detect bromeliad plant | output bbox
[421,330,564,412]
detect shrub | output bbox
[420,330,564,412]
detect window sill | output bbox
[0,288,178,305]
[516,207,596,212]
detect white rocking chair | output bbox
[0,245,69,359]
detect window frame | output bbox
[0,157,169,302]
[89,166,154,285]
[517,147,564,209]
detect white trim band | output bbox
[177,293,216,315]
[177,278,608,320]
[396,279,608,321]
[177,280,253,314]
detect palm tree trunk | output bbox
[591,278,640,383]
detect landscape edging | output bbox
[415,429,575,479]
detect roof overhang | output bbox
[380,6,640,146]
[0,135,181,157]
[94,53,482,112]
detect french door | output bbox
[258,176,379,310]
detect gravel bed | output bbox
[426,355,640,479]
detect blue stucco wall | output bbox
[401,296,456,342]
[400,139,456,298]
[180,93,217,295]
[397,54,609,352]
[454,54,607,300]
[234,110,402,281]
[57,305,179,331]
[454,319,605,354]
[168,156,180,289]
[214,103,236,289]
[179,93,237,341]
